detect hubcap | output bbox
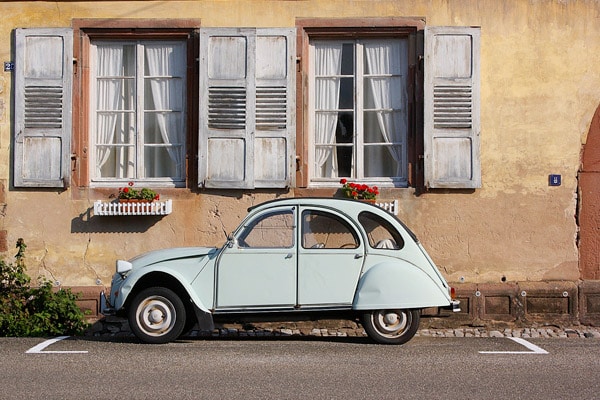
[383,313,399,325]
[148,309,164,324]
[136,296,175,337]
[373,310,410,337]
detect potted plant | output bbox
[118,182,160,202]
[339,178,379,202]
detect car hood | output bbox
[128,246,219,268]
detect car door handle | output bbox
[285,253,293,259]
[354,254,363,259]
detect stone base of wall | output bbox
[75,281,600,331]
[422,281,600,328]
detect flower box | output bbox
[93,199,172,216]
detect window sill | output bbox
[93,199,172,216]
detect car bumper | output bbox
[100,290,116,315]
[441,300,461,313]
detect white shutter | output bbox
[424,26,480,189]
[14,28,73,188]
[198,28,295,189]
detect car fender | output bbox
[114,266,211,315]
[353,261,451,310]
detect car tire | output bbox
[362,309,420,345]
[128,287,186,344]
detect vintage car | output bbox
[104,198,459,344]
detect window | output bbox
[310,39,409,186]
[302,210,359,249]
[297,20,481,190]
[90,40,187,183]
[238,210,294,248]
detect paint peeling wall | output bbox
[0,0,598,293]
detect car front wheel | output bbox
[362,309,420,345]
[128,287,186,344]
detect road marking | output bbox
[26,336,88,354]
[479,337,549,354]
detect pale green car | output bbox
[104,198,459,344]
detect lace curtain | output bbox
[95,42,184,179]
[364,40,407,178]
[144,44,185,178]
[314,43,342,177]
[96,44,131,178]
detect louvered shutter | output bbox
[424,27,480,189]
[14,28,73,188]
[198,28,295,189]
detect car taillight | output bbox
[450,287,456,300]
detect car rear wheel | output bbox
[128,287,186,344]
[362,309,420,345]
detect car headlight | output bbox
[116,259,133,275]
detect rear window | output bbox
[358,212,404,250]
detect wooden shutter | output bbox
[14,28,73,188]
[424,27,480,189]
[198,28,295,189]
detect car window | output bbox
[238,210,294,248]
[302,210,359,249]
[358,212,404,250]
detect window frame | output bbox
[307,37,410,186]
[295,18,423,189]
[72,19,200,189]
[89,39,188,184]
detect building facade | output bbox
[1,0,599,326]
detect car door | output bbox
[215,206,297,309]
[297,207,365,307]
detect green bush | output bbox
[0,239,89,336]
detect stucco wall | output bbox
[0,0,598,294]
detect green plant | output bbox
[118,181,160,201]
[339,178,379,200]
[0,239,89,337]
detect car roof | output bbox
[248,197,380,212]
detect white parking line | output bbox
[479,337,549,354]
[25,336,88,354]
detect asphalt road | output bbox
[1,335,599,399]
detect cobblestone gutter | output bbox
[87,317,600,340]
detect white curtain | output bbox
[314,43,342,177]
[145,44,185,177]
[364,41,408,177]
[96,44,124,177]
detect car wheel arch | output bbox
[124,271,210,323]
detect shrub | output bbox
[0,239,89,336]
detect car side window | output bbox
[238,210,294,248]
[302,210,359,249]
[358,212,404,250]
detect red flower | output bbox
[340,178,347,184]
[123,187,129,193]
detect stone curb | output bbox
[88,318,600,339]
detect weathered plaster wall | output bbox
[0,1,598,293]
